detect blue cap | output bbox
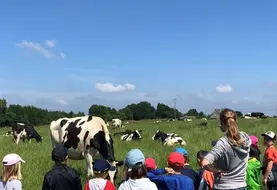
[93,159,111,172]
[174,147,188,156]
[124,149,145,168]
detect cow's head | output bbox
[133,130,142,140]
[152,130,168,141]
[92,160,124,184]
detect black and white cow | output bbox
[12,123,42,145]
[114,130,142,141]
[152,130,186,146]
[49,115,123,184]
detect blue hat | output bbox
[174,147,188,156]
[93,159,111,172]
[124,149,145,168]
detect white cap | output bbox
[2,153,25,166]
[262,131,276,139]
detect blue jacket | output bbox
[147,168,195,190]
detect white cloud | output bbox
[56,99,68,106]
[216,84,232,93]
[94,82,136,93]
[16,40,65,59]
[45,40,56,48]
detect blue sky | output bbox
[1,0,277,115]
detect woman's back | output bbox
[205,131,251,189]
[0,179,22,190]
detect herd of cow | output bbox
[4,115,187,184]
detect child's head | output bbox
[250,135,259,148]
[93,159,112,179]
[167,152,184,172]
[174,147,189,164]
[1,153,25,182]
[124,149,147,180]
[262,131,276,147]
[52,145,68,164]
[196,150,209,167]
[145,157,157,172]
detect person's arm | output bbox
[202,139,225,175]
[42,176,50,190]
[74,170,83,190]
[149,168,167,175]
[264,160,273,182]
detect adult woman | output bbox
[0,153,25,190]
[202,108,251,190]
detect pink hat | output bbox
[2,153,25,166]
[250,136,258,145]
[145,157,157,170]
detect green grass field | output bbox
[0,118,275,189]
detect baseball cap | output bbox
[168,152,184,167]
[93,159,112,173]
[52,144,68,162]
[250,136,258,145]
[145,157,157,170]
[262,131,276,140]
[124,149,145,168]
[2,153,25,166]
[174,147,188,156]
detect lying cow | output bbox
[2,131,13,136]
[49,115,123,184]
[152,130,186,146]
[12,123,42,145]
[114,130,142,141]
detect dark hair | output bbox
[197,150,209,162]
[167,163,183,171]
[125,164,147,180]
[184,155,190,163]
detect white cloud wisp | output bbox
[94,82,136,93]
[216,84,232,93]
[16,40,65,59]
[45,40,56,48]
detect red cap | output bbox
[168,152,184,167]
[145,157,157,170]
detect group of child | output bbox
[1,130,277,190]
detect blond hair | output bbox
[220,108,245,146]
[1,162,22,182]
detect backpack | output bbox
[246,157,261,190]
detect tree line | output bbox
[0,97,244,127]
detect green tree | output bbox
[235,111,243,118]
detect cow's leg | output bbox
[16,135,20,145]
[29,138,32,143]
[84,151,94,177]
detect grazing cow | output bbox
[201,118,207,121]
[114,130,142,141]
[152,130,186,146]
[184,118,192,122]
[111,118,123,128]
[49,115,123,184]
[12,123,42,145]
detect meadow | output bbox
[0,118,275,189]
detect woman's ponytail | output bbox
[220,109,244,146]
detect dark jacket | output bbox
[180,165,201,189]
[42,163,82,190]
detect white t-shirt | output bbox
[0,179,22,190]
[118,178,157,190]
